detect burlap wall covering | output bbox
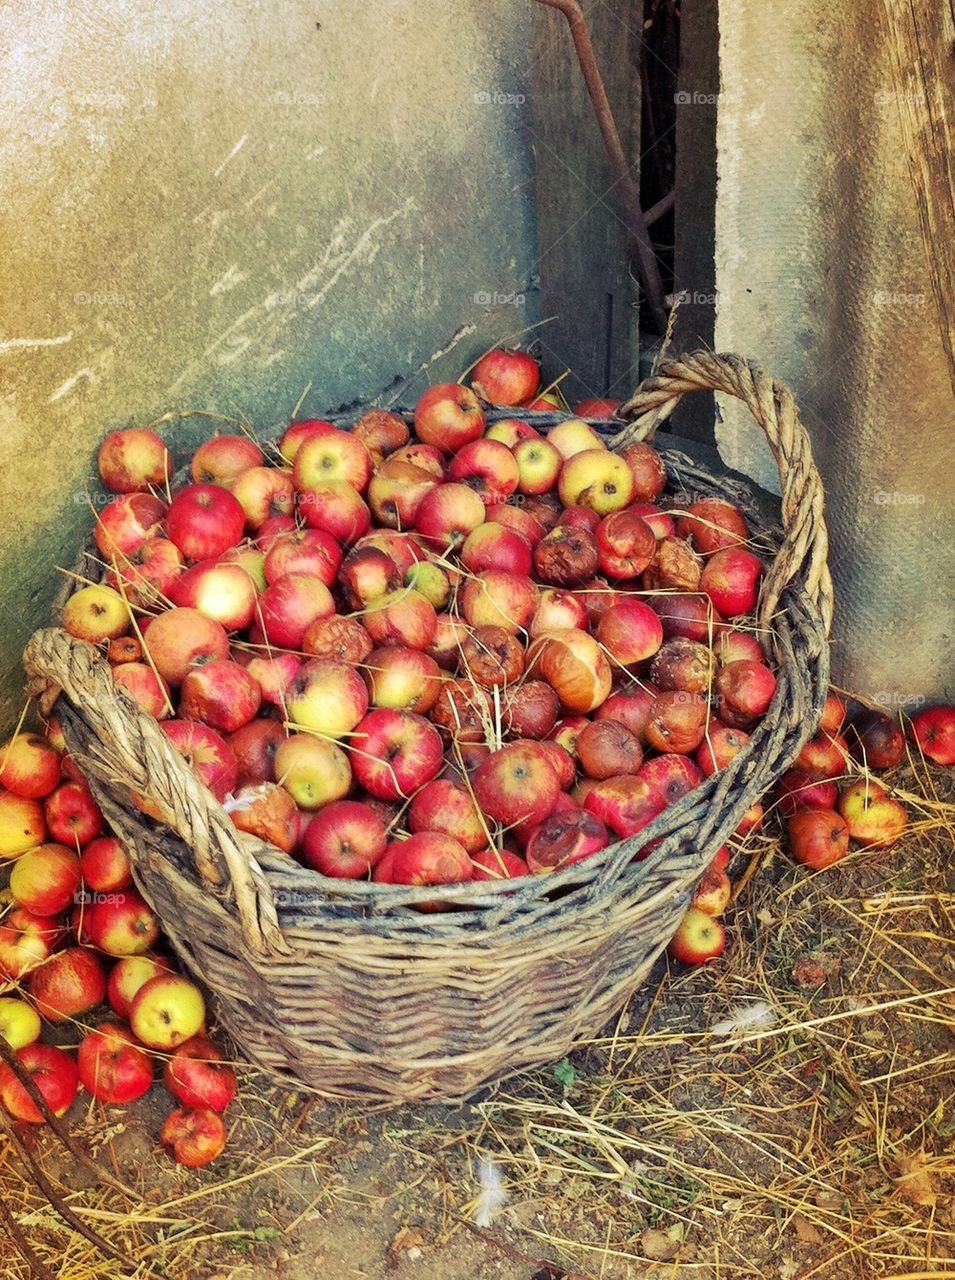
[710,0,953,703]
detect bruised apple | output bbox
[526,629,612,714]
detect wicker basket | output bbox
[23,351,833,1103]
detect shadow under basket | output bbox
[24,351,833,1103]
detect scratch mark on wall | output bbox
[48,368,95,402]
[213,134,248,179]
[210,265,246,296]
[295,199,417,311]
[245,177,278,208]
[385,323,477,407]
[0,333,73,356]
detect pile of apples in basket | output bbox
[0,348,951,1160]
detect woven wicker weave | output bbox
[23,351,833,1102]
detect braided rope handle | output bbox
[22,629,291,958]
[614,351,833,648]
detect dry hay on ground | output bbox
[1,760,952,1280]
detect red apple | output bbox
[530,589,588,636]
[160,720,239,802]
[78,1022,153,1103]
[9,843,81,916]
[714,629,764,666]
[643,692,708,755]
[408,779,487,853]
[484,501,547,548]
[94,492,167,563]
[471,348,540,405]
[448,438,520,502]
[574,397,621,418]
[595,509,656,578]
[414,383,485,450]
[232,466,296,528]
[229,719,285,786]
[107,536,184,608]
[169,559,259,631]
[80,836,132,893]
[459,570,538,633]
[627,502,674,540]
[286,660,369,739]
[298,481,370,544]
[180,660,262,734]
[0,789,47,860]
[618,442,667,501]
[367,460,439,530]
[113,662,172,718]
[167,483,246,561]
[638,753,703,807]
[163,1034,236,1111]
[908,704,955,766]
[107,951,175,1019]
[363,589,437,651]
[461,522,533,576]
[513,438,562,495]
[819,693,847,734]
[843,705,905,770]
[525,808,609,872]
[130,973,205,1050]
[365,646,441,713]
[279,418,337,463]
[80,887,160,956]
[350,709,443,799]
[28,946,107,1021]
[484,418,541,448]
[143,607,230,685]
[44,781,103,849]
[352,408,410,462]
[650,592,719,644]
[338,546,401,609]
[793,731,850,776]
[161,1105,227,1167]
[473,741,560,836]
[0,909,64,979]
[526,629,612,714]
[414,482,486,548]
[584,774,664,839]
[0,734,62,800]
[98,428,170,493]
[0,1044,79,1122]
[667,907,726,964]
[301,800,387,877]
[777,769,839,816]
[715,660,777,722]
[596,598,664,666]
[502,681,560,740]
[696,725,750,777]
[470,848,529,880]
[700,547,762,618]
[390,442,447,477]
[258,573,335,650]
[676,498,749,555]
[690,867,732,916]
[595,686,658,741]
[787,808,851,869]
[389,832,473,886]
[837,780,908,848]
[264,528,341,588]
[190,434,263,487]
[293,428,372,493]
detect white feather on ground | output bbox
[710,1000,777,1039]
[472,1156,509,1227]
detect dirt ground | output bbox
[2,760,953,1280]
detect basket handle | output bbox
[22,628,292,959]
[614,350,834,650]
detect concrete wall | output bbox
[0,0,538,728]
[707,0,953,702]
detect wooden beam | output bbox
[529,0,643,405]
